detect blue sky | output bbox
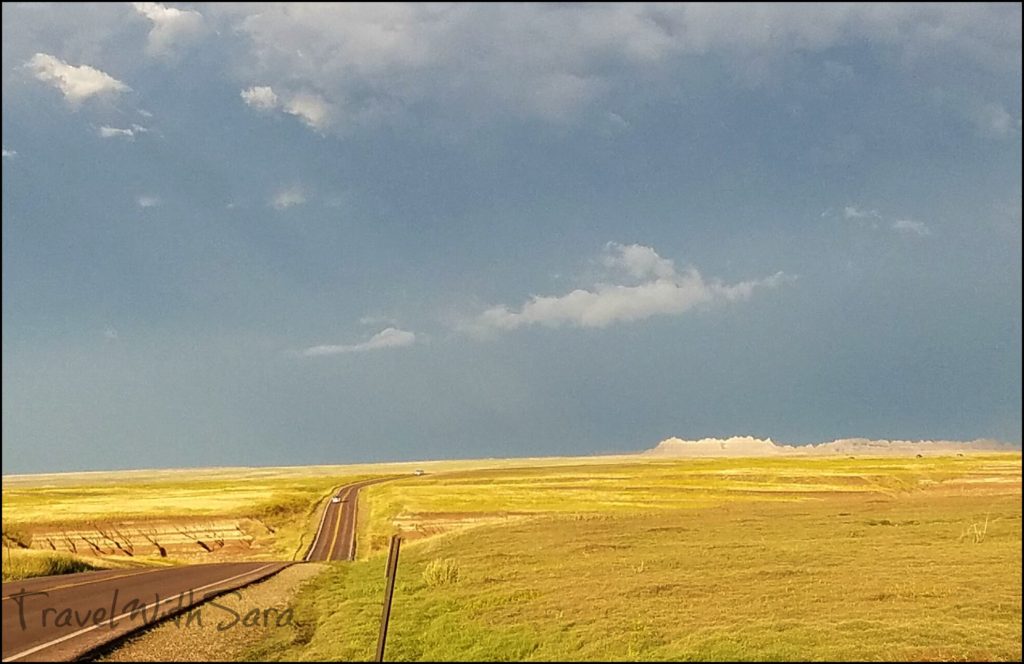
[2,3,1021,473]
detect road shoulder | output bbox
[96,563,325,662]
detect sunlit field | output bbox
[251,454,1022,661]
[5,454,1021,660]
[0,455,633,577]
[1,466,377,574]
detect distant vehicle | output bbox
[414,469,425,476]
[331,496,342,503]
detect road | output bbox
[303,477,396,562]
[1,477,396,662]
[1,562,287,662]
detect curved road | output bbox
[304,477,396,562]
[1,477,396,662]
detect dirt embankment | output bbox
[14,517,283,564]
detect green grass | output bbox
[251,454,1021,661]
[422,558,461,587]
[2,549,99,582]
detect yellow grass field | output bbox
[2,466,376,570]
[4,453,1022,660]
[261,453,1022,661]
[1,456,630,575]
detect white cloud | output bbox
[301,327,416,356]
[241,85,279,111]
[284,93,333,132]
[205,3,1020,132]
[240,86,332,133]
[270,186,306,210]
[26,53,129,105]
[601,241,676,280]
[465,243,789,334]
[132,2,206,57]
[99,126,133,139]
[98,124,148,140]
[892,219,931,236]
[2,148,16,158]
[843,205,881,220]
[137,195,160,208]
[103,327,119,340]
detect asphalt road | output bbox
[1,476,398,662]
[1,561,287,662]
[303,477,397,562]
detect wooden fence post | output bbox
[375,535,402,662]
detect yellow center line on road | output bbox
[303,483,349,562]
[307,478,393,562]
[326,487,351,561]
[1,568,157,602]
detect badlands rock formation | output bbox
[644,436,1016,457]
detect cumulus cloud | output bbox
[892,218,931,236]
[240,85,279,111]
[464,243,789,334]
[26,53,129,105]
[240,86,331,132]
[601,242,677,280]
[98,124,148,139]
[136,195,160,208]
[301,327,416,356]
[2,148,16,158]
[284,93,333,132]
[204,3,1020,132]
[132,2,206,57]
[270,186,306,210]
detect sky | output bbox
[2,3,1021,474]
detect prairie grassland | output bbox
[0,455,632,573]
[250,454,1021,661]
[1,467,382,566]
[0,455,634,526]
[3,470,367,525]
[355,454,1021,555]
